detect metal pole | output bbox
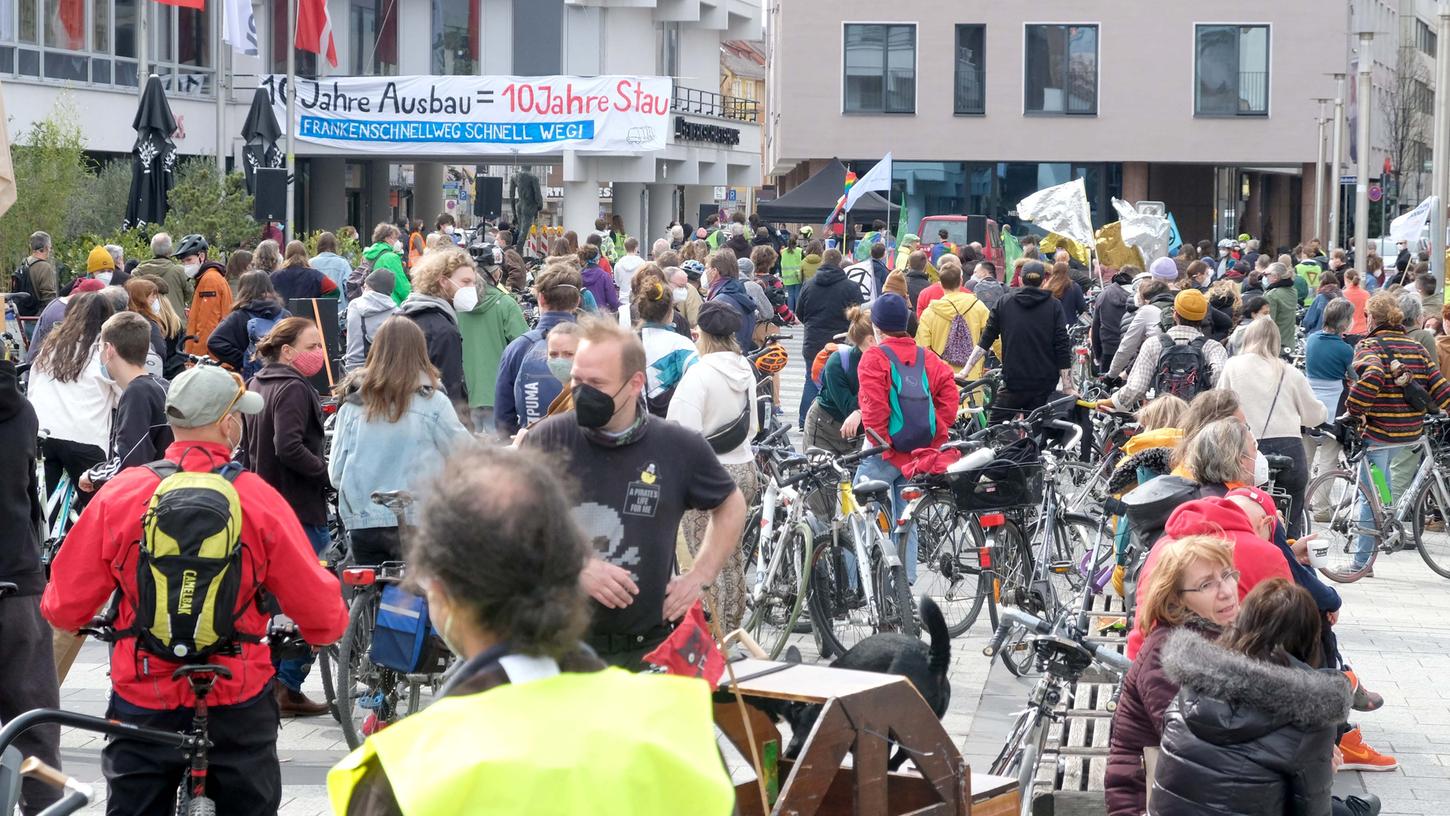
[1354,33,1374,274]
[1329,74,1347,251]
[214,3,225,176]
[285,0,296,243]
[1313,98,1330,245]
[1432,2,1450,293]
[137,2,147,96]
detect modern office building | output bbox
[764,0,1407,250]
[0,0,763,237]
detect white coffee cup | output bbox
[1305,537,1331,570]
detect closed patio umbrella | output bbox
[241,86,284,195]
[123,74,178,230]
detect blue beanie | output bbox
[871,293,910,333]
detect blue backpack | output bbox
[242,312,285,380]
[879,345,936,453]
[512,326,565,429]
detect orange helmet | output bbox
[754,343,789,374]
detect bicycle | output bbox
[35,429,79,575]
[333,490,454,749]
[1303,415,1450,582]
[740,442,821,658]
[803,442,919,657]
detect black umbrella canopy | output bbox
[757,158,893,224]
[241,86,284,194]
[123,74,179,230]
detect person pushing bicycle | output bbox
[40,365,348,815]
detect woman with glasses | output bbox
[1107,534,1241,816]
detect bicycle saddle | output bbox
[0,582,16,599]
[852,480,893,501]
[1264,454,1295,474]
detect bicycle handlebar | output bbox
[982,607,1132,674]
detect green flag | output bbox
[895,192,909,245]
[1002,227,1023,285]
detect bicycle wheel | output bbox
[745,522,812,659]
[989,705,1041,778]
[1411,476,1450,579]
[336,588,411,750]
[874,554,918,639]
[806,540,873,658]
[1304,469,1378,583]
[318,643,340,722]
[990,520,1039,678]
[913,494,986,637]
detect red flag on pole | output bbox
[295,0,338,67]
[154,0,205,9]
[643,602,727,691]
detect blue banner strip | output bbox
[297,116,596,144]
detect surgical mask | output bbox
[221,414,243,452]
[183,262,201,278]
[444,225,455,235]
[97,271,113,285]
[548,357,574,383]
[672,286,688,304]
[1253,451,1270,486]
[149,297,161,313]
[392,239,404,253]
[99,346,114,382]
[291,347,327,377]
[573,381,627,429]
[451,284,479,313]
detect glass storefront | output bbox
[853,160,1122,237]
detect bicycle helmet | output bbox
[681,259,706,274]
[753,343,789,374]
[176,234,208,258]
[469,241,503,268]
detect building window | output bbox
[1418,19,1437,57]
[513,0,561,76]
[1414,79,1434,116]
[432,0,476,75]
[347,0,397,75]
[657,21,679,77]
[1024,24,1097,115]
[954,24,984,114]
[843,23,915,114]
[1195,24,1269,116]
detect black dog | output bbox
[763,595,952,769]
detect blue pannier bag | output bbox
[369,584,448,673]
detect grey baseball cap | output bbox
[166,366,264,428]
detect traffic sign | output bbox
[1368,185,1383,203]
[727,188,737,202]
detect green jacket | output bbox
[800,252,823,282]
[457,282,528,408]
[1263,280,1300,352]
[780,248,804,286]
[363,242,409,305]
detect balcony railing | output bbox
[671,86,760,123]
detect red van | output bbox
[917,215,1003,269]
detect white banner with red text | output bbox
[262,74,673,155]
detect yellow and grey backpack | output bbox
[125,460,254,661]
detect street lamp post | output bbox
[1432,2,1450,291]
[1329,74,1348,251]
[1354,30,1374,274]
[1313,97,1332,245]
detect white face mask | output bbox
[183,262,201,278]
[392,239,404,253]
[1253,451,1270,487]
[672,286,688,304]
[444,225,455,235]
[97,271,113,285]
[150,297,161,313]
[451,283,479,312]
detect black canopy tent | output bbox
[757,158,894,224]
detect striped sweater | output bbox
[1346,328,1450,443]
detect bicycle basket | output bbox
[945,460,1044,512]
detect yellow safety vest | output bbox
[328,668,735,816]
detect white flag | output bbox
[1389,195,1438,244]
[224,0,259,56]
[845,152,892,213]
[1017,178,1096,248]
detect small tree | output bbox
[1381,48,1431,207]
[0,99,90,275]
[65,159,133,239]
[161,158,257,254]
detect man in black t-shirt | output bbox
[80,312,173,493]
[522,319,745,669]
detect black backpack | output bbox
[9,259,39,317]
[1151,335,1209,400]
[344,256,375,301]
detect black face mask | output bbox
[573,381,628,429]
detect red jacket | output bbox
[42,441,348,709]
[1127,498,1292,659]
[858,336,959,471]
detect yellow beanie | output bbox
[1173,288,1208,323]
[86,245,115,273]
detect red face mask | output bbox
[291,347,327,377]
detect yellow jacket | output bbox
[328,668,734,815]
[916,290,996,377]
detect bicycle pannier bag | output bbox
[880,345,936,453]
[370,584,450,674]
[128,461,251,661]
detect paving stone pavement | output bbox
[40,331,1450,813]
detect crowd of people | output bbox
[0,207,1441,815]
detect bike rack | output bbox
[716,658,1018,816]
